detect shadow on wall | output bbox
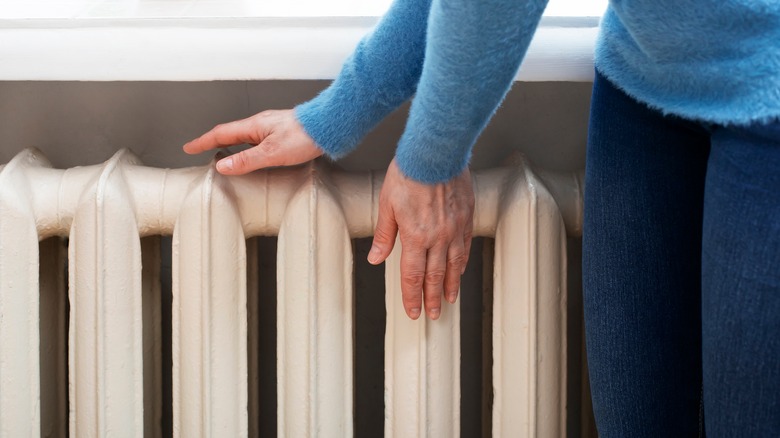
[0,81,590,172]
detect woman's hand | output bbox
[185,112,475,321]
[369,159,474,320]
[183,109,323,174]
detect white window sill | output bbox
[0,7,601,82]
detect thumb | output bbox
[216,141,278,175]
[369,203,398,265]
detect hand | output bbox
[183,109,323,175]
[369,159,474,320]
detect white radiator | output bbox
[0,148,582,438]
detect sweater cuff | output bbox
[295,72,395,160]
[394,127,473,184]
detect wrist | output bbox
[295,74,396,160]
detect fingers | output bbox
[215,142,278,175]
[423,243,448,320]
[444,239,467,304]
[404,239,465,320]
[400,243,426,320]
[369,202,398,265]
[184,110,325,176]
[183,117,263,155]
[370,158,475,321]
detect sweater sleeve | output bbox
[294,0,432,159]
[395,0,548,183]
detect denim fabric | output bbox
[583,72,780,437]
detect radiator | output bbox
[0,148,582,438]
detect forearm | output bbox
[295,0,432,159]
[396,0,549,183]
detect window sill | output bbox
[0,16,599,82]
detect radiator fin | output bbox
[492,161,568,437]
[68,150,145,437]
[0,148,582,438]
[0,149,47,437]
[277,167,354,437]
[384,238,461,438]
[172,164,248,437]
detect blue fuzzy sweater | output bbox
[296,0,780,183]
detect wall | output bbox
[0,79,596,437]
[0,81,590,172]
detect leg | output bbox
[703,121,780,437]
[583,72,709,436]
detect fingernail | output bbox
[429,308,441,320]
[446,292,457,304]
[367,246,382,264]
[409,307,421,319]
[217,157,233,172]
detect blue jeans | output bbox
[583,72,780,437]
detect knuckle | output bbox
[211,124,226,140]
[259,140,278,155]
[402,271,425,290]
[425,270,446,285]
[373,224,395,243]
[444,223,458,237]
[233,152,250,170]
[212,123,234,146]
[403,231,429,248]
[252,111,274,125]
[213,122,230,133]
[435,228,457,245]
[447,252,467,268]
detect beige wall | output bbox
[0,81,590,172]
